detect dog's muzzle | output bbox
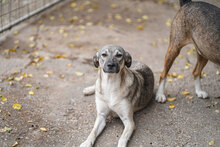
[103,62,120,73]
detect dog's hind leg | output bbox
[193,52,208,98]
[156,42,184,102]
[83,85,95,96]
[156,11,190,103]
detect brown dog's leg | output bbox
[156,42,183,102]
[193,52,208,98]
[156,11,190,102]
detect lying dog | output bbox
[80,45,154,147]
[156,0,220,102]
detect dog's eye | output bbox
[116,54,122,58]
[101,53,107,57]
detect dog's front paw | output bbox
[80,140,93,147]
[155,93,166,103]
[196,90,208,99]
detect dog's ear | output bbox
[124,52,132,68]
[93,52,99,68]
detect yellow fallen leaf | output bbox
[209,141,214,146]
[215,110,219,113]
[25,84,32,87]
[115,14,122,20]
[177,74,184,79]
[67,63,72,67]
[137,18,142,23]
[168,78,173,82]
[87,8,94,13]
[166,18,171,27]
[86,22,93,26]
[171,72,178,78]
[28,120,33,123]
[29,90,34,95]
[29,43,36,48]
[216,71,220,75]
[186,96,193,100]
[46,70,53,75]
[178,54,183,59]
[136,8,142,13]
[49,15,55,20]
[137,25,144,30]
[185,61,192,69]
[40,127,47,132]
[9,48,16,52]
[111,4,117,9]
[152,42,157,47]
[167,97,176,102]
[29,36,35,41]
[158,0,165,4]
[55,54,66,59]
[169,104,175,109]
[13,31,18,35]
[182,91,190,95]
[1,96,7,102]
[12,141,18,147]
[28,74,33,77]
[201,72,206,78]
[108,24,114,30]
[60,75,65,79]
[22,73,27,78]
[75,72,84,76]
[126,18,132,24]
[13,104,22,110]
[71,2,77,7]
[142,15,149,20]
[187,48,195,55]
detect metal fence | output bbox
[0,0,63,33]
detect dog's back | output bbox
[173,0,220,65]
[129,61,154,110]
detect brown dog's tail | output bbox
[179,0,191,7]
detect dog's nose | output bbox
[107,62,115,68]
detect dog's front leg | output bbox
[114,100,135,147]
[80,99,110,147]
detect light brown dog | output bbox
[156,0,220,102]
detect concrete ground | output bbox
[0,0,220,147]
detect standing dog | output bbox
[156,0,220,102]
[80,45,154,147]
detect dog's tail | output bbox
[179,0,191,7]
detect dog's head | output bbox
[93,45,132,73]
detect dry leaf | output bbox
[186,96,193,100]
[216,71,220,75]
[182,91,190,95]
[40,127,47,132]
[168,78,173,82]
[13,104,22,110]
[166,18,171,27]
[115,14,122,20]
[136,8,142,13]
[111,4,117,9]
[209,141,214,146]
[29,43,36,48]
[9,48,16,52]
[177,74,184,79]
[215,110,219,113]
[29,90,34,95]
[137,25,144,30]
[67,63,72,67]
[169,104,175,109]
[28,120,33,123]
[60,75,65,79]
[13,31,18,35]
[75,72,84,76]
[178,54,183,58]
[55,54,66,59]
[71,2,77,7]
[1,96,7,102]
[25,84,32,87]
[152,42,157,47]
[167,97,176,102]
[12,141,18,147]
[126,18,132,24]
[142,15,149,20]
